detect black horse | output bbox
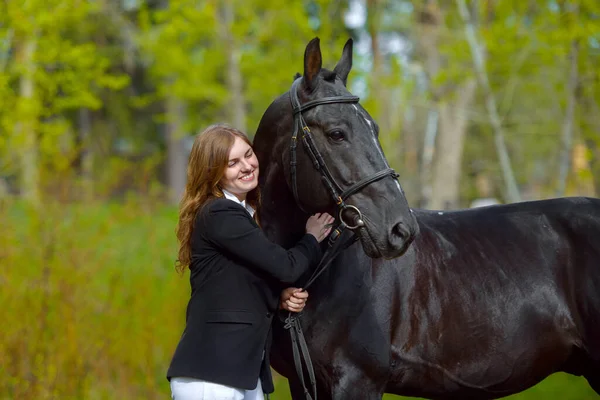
[252,37,600,400]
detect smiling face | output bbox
[220,136,259,201]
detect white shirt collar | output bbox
[222,189,255,217]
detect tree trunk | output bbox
[366,0,384,126]
[165,96,187,205]
[416,1,477,210]
[456,0,521,203]
[0,29,12,73]
[430,80,477,210]
[99,0,137,73]
[419,106,438,208]
[78,108,94,201]
[415,1,442,208]
[584,139,600,197]
[556,40,578,196]
[367,0,383,83]
[402,103,422,206]
[367,0,392,150]
[218,0,246,132]
[16,37,39,205]
[584,97,600,196]
[0,30,13,198]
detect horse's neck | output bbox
[259,162,308,248]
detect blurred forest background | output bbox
[1,0,599,399]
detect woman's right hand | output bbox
[305,213,335,243]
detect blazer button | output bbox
[266,312,272,318]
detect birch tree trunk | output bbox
[165,96,187,205]
[218,0,246,132]
[78,108,94,201]
[419,106,438,207]
[367,0,383,100]
[0,30,13,198]
[100,0,138,74]
[584,96,600,196]
[16,37,40,205]
[0,29,12,73]
[456,0,521,203]
[417,1,477,210]
[402,104,422,206]
[430,81,477,210]
[556,40,578,196]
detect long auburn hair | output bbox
[175,124,260,273]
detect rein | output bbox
[283,228,356,400]
[282,77,400,400]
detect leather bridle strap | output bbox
[293,95,359,114]
[340,168,399,200]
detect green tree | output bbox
[0,0,128,205]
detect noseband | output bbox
[288,77,399,230]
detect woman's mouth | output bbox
[239,171,255,182]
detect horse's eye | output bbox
[328,130,345,142]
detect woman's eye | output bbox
[228,161,237,167]
[328,131,345,141]
[245,151,253,158]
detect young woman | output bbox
[167,124,334,400]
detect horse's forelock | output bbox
[321,68,336,83]
[293,69,337,84]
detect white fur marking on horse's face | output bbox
[352,104,403,195]
[395,180,403,194]
[351,105,388,166]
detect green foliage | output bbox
[0,0,129,178]
[136,0,352,136]
[0,198,181,399]
[138,1,226,105]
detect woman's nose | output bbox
[240,159,252,170]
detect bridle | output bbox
[282,77,401,400]
[288,77,400,232]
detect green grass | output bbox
[0,198,596,399]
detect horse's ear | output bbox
[303,37,322,92]
[333,38,353,86]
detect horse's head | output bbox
[255,37,417,259]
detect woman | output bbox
[167,124,334,400]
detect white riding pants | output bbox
[170,377,264,400]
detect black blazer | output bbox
[167,198,322,393]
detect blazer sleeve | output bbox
[200,200,322,284]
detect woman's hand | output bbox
[279,287,309,313]
[305,213,335,243]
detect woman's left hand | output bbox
[279,287,309,313]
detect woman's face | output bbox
[220,136,259,201]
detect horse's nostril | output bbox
[391,222,407,240]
